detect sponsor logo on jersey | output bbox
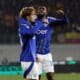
[37,30,48,34]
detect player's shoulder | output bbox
[19,18,27,24]
[47,16,57,20]
[19,18,30,29]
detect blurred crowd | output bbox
[0,0,80,44]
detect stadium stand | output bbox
[0,0,80,44]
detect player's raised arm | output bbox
[49,10,69,26]
[19,19,42,35]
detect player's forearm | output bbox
[19,21,42,35]
[50,15,69,26]
[31,22,42,34]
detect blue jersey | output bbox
[36,16,68,54]
[18,18,41,61]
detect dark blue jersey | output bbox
[18,18,42,61]
[36,16,68,54]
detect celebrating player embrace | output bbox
[18,6,68,80]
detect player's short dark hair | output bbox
[19,7,36,19]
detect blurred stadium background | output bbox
[0,0,80,80]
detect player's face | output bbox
[38,7,47,16]
[27,11,37,22]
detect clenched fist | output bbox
[56,9,64,15]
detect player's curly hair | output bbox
[19,7,36,19]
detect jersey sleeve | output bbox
[48,16,69,26]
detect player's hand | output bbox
[36,57,43,62]
[42,18,49,24]
[56,9,64,15]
